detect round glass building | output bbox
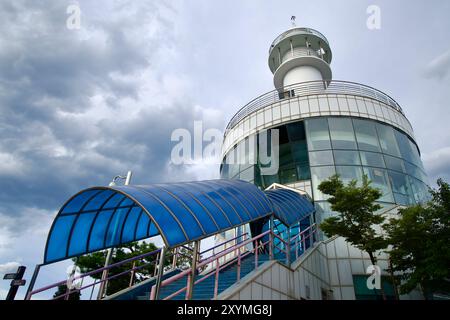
[220,27,430,226]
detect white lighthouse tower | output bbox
[268,25,332,91]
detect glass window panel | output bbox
[363,167,394,202]
[297,165,311,180]
[309,150,334,166]
[353,119,381,152]
[291,141,309,165]
[280,166,297,184]
[68,213,97,256]
[46,215,77,262]
[394,130,415,163]
[279,143,293,167]
[305,118,331,150]
[376,123,401,156]
[311,166,336,200]
[286,122,306,141]
[393,193,412,206]
[334,150,361,165]
[88,209,114,252]
[336,166,363,185]
[239,166,255,182]
[360,151,385,168]
[262,173,279,188]
[328,118,357,149]
[384,155,405,172]
[388,170,412,196]
[220,163,229,179]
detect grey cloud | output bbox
[422,49,450,80]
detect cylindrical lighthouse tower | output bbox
[219,23,430,300]
[268,27,332,89]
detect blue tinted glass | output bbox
[168,184,219,234]
[388,170,411,196]
[353,119,381,152]
[88,209,114,252]
[143,186,204,239]
[208,183,258,221]
[122,207,143,243]
[149,222,159,237]
[336,166,363,185]
[187,182,244,224]
[127,187,187,246]
[309,150,334,166]
[84,190,115,211]
[135,213,150,239]
[103,193,126,209]
[105,207,130,247]
[61,190,102,214]
[46,215,76,262]
[363,167,394,202]
[68,213,96,256]
[223,180,268,214]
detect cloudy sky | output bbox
[0,0,449,299]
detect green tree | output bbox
[318,174,386,267]
[74,241,167,296]
[384,179,450,299]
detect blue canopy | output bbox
[264,189,315,227]
[44,179,315,264]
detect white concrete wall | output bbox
[283,65,323,87]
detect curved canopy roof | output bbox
[44,179,314,264]
[264,189,314,226]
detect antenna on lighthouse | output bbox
[291,16,296,27]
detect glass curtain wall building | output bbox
[220,26,429,231]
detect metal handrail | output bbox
[26,248,163,300]
[199,232,249,257]
[225,80,404,131]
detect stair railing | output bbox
[149,230,272,300]
[26,248,163,300]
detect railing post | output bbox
[153,247,166,300]
[186,241,199,300]
[25,264,41,300]
[254,240,259,269]
[214,259,220,299]
[129,261,136,287]
[269,216,274,260]
[237,248,241,282]
[286,227,291,265]
[97,248,114,300]
[153,251,160,277]
[172,247,177,269]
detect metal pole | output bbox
[172,247,178,269]
[25,264,41,300]
[269,216,274,260]
[97,171,132,300]
[153,246,166,300]
[286,227,291,265]
[186,241,199,300]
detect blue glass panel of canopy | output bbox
[264,189,315,227]
[44,179,273,264]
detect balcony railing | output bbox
[225,80,404,131]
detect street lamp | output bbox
[108,171,132,187]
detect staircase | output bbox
[135,253,272,300]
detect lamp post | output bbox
[97,171,132,300]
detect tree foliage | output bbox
[318,174,386,265]
[384,178,450,298]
